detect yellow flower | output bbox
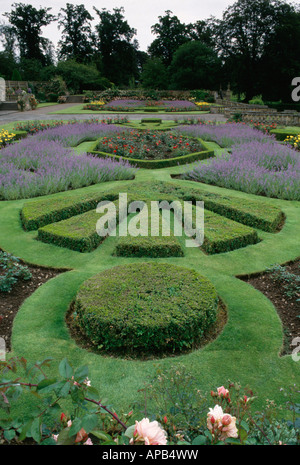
[90,100,105,105]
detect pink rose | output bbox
[132,418,167,445]
[207,405,238,441]
[217,386,230,398]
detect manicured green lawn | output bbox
[0,120,299,416]
[37,102,60,108]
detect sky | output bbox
[0,0,234,52]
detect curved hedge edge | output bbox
[73,136,98,147]
[88,138,214,169]
[72,263,219,354]
[12,130,28,141]
[270,129,300,141]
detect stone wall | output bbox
[211,99,300,126]
[5,80,47,101]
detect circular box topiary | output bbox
[72,262,219,356]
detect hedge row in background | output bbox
[12,130,28,141]
[72,263,219,355]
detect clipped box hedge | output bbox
[140,118,162,123]
[37,200,119,252]
[154,181,284,232]
[179,202,259,254]
[73,263,218,355]
[115,235,184,258]
[22,180,283,233]
[22,180,282,255]
[21,190,119,231]
[201,209,259,254]
[12,130,28,141]
[88,138,214,169]
[115,202,184,257]
[270,128,300,141]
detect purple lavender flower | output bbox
[177,122,273,147]
[0,127,137,200]
[184,137,300,200]
[34,122,126,147]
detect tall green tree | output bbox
[213,0,300,101]
[141,57,169,89]
[189,18,215,47]
[0,22,17,60]
[170,41,221,90]
[0,22,18,79]
[54,60,110,93]
[259,3,300,101]
[57,4,95,63]
[4,3,56,65]
[93,7,138,85]
[148,10,191,66]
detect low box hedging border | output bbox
[73,262,218,355]
[114,202,184,257]
[37,211,103,253]
[115,235,184,258]
[21,191,119,231]
[181,204,260,255]
[182,191,283,233]
[88,138,214,169]
[12,130,28,141]
[140,118,162,123]
[157,181,283,232]
[37,201,119,253]
[202,221,259,254]
[22,179,283,252]
[115,200,259,256]
[270,128,300,141]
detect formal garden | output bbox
[0,112,299,446]
[1,0,300,447]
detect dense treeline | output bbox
[0,0,299,102]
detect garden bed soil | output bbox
[240,259,300,356]
[0,263,64,352]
